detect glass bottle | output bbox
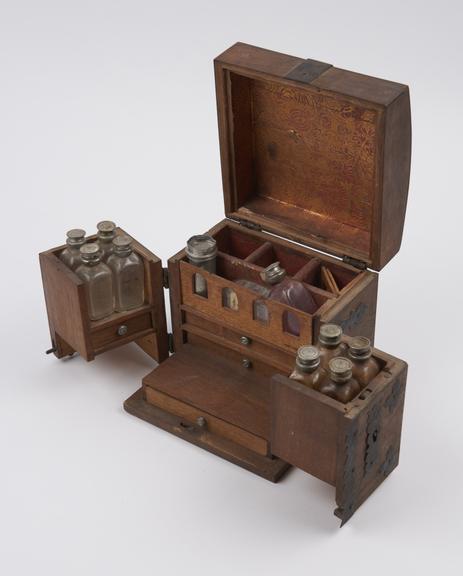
[107,235,145,312]
[186,235,217,297]
[318,357,360,404]
[75,243,113,321]
[289,345,325,390]
[348,336,381,389]
[318,323,347,368]
[60,228,86,270]
[260,262,318,335]
[96,220,116,261]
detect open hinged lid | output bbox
[214,43,411,271]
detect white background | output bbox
[1,1,462,574]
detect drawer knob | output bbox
[242,358,252,369]
[240,336,251,346]
[117,325,128,336]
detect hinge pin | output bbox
[162,267,169,289]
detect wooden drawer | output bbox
[90,310,153,353]
[144,386,268,456]
[183,310,294,374]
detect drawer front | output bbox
[144,386,268,456]
[91,311,153,352]
[183,311,295,374]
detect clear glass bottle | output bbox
[261,262,318,335]
[96,220,116,262]
[318,323,348,368]
[318,357,360,404]
[289,345,325,390]
[186,235,217,297]
[107,235,145,312]
[233,279,270,318]
[348,336,381,389]
[59,228,86,270]
[75,243,113,321]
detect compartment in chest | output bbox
[170,220,378,353]
[40,228,169,363]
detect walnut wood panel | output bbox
[271,375,343,485]
[215,43,411,270]
[39,252,92,359]
[144,387,268,456]
[143,343,271,439]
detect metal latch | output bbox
[342,255,367,270]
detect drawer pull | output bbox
[240,336,252,346]
[196,416,207,429]
[179,416,208,433]
[117,325,128,336]
[242,358,252,369]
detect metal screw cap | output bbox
[260,261,287,285]
[97,220,116,238]
[66,228,86,245]
[329,357,353,382]
[296,345,320,371]
[319,323,343,346]
[348,336,372,360]
[186,235,217,261]
[80,242,101,262]
[112,235,133,254]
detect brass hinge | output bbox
[238,219,262,232]
[162,267,169,289]
[342,255,367,270]
[168,333,174,354]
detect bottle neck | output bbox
[348,349,372,362]
[68,240,85,250]
[98,234,114,244]
[81,257,101,267]
[320,340,341,349]
[297,362,319,374]
[331,374,351,384]
[113,248,132,258]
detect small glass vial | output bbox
[319,357,361,404]
[96,220,116,261]
[318,323,347,368]
[186,235,217,297]
[75,243,113,320]
[348,336,381,389]
[261,262,318,335]
[59,228,86,270]
[289,345,325,390]
[107,235,145,312]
